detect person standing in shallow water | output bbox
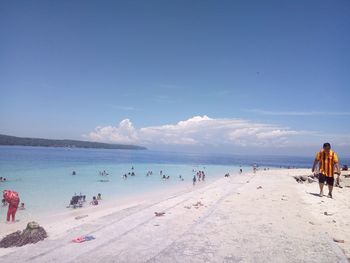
[312,142,341,198]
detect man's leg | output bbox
[327,177,334,198]
[319,183,324,196]
[328,185,333,198]
[6,206,11,222]
[335,176,342,188]
[11,207,17,222]
[318,173,325,196]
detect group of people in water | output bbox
[67,193,102,209]
[160,170,171,180]
[99,170,109,177]
[121,168,186,182]
[122,166,137,179]
[192,170,206,185]
[122,171,135,179]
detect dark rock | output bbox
[0,222,47,248]
[0,231,21,248]
[300,175,308,181]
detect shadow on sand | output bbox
[308,192,321,197]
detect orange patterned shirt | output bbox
[316,149,338,177]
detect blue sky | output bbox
[1,1,349,155]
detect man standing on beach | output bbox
[312,143,341,198]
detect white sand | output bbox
[0,169,349,262]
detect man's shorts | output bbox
[318,173,334,185]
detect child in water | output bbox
[90,196,98,206]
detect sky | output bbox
[0,0,349,156]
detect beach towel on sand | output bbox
[72,235,95,243]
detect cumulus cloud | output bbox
[84,116,306,148]
[86,119,138,144]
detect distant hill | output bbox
[0,134,147,150]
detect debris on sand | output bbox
[154,212,165,217]
[75,215,88,220]
[293,175,316,184]
[257,186,263,189]
[0,222,47,248]
[333,238,345,243]
[72,235,95,243]
[324,212,334,216]
[193,201,204,209]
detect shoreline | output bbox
[1,168,349,262]
[0,170,231,241]
[0,174,214,239]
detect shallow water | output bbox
[0,147,245,218]
[0,146,348,219]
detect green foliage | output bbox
[0,134,146,150]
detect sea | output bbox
[0,146,348,218]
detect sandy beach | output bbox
[1,168,350,263]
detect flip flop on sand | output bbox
[72,235,95,243]
[154,212,165,217]
[75,215,88,220]
[324,212,334,216]
[333,238,345,243]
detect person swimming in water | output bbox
[19,202,25,210]
[97,193,102,200]
[90,196,98,206]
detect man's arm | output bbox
[335,163,341,175]
[335,162,341,186]
[334,153,340,176]
[312,158,318,173]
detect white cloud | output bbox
[84,116,308,148]
[86,119,138,144]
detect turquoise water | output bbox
[1,146,348,218]
[0,147,246,216]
